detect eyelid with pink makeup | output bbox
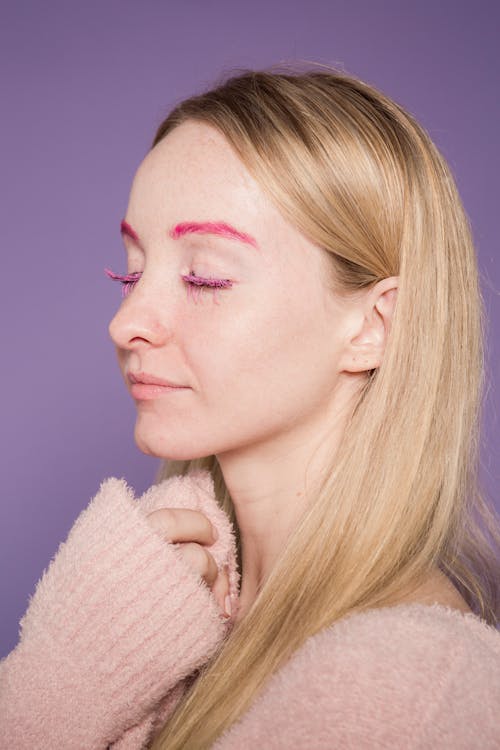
[103,267,234,302]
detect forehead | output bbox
[128,121,266,224]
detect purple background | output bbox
[1,0,498,657]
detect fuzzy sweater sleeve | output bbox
[212,603,500,749]
[0,469,240,750]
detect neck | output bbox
[216,383,359,622]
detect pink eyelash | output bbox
[104,268,142,297]
[104,268,233,301]
[181,272,232,304]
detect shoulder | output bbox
[308,601,500,674]
[282,602,499,698]
[214,604,500,749]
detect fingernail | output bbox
[224,595,232,618]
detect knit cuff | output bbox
[3,477,230,748]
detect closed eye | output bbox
[104,268,142,297]
[181,272,233,304]
[104,268,233,299]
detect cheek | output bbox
[184,289,329,398]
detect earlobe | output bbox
[340,277,399,374]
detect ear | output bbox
[339,276,399,373]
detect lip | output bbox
[130,383,189,400]
[127,371,188,388]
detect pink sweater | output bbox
[1,470,499,749]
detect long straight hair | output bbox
[147,63,500,748]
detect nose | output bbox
[108,294,171,351]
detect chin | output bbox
[133,428,213,462]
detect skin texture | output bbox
[108,120,403,621]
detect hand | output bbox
[145,507,232,618]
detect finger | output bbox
[175,543,219,586]
[210,564,231,616]
[145,507,217,546]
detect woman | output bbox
[1,64,499,749]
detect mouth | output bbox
[127,371,190,400]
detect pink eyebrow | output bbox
[169,221,259,249]
[120,219,259,251]
[120,220,139,242]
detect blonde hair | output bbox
[147,62,500,748]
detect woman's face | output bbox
[108,120,358,461]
